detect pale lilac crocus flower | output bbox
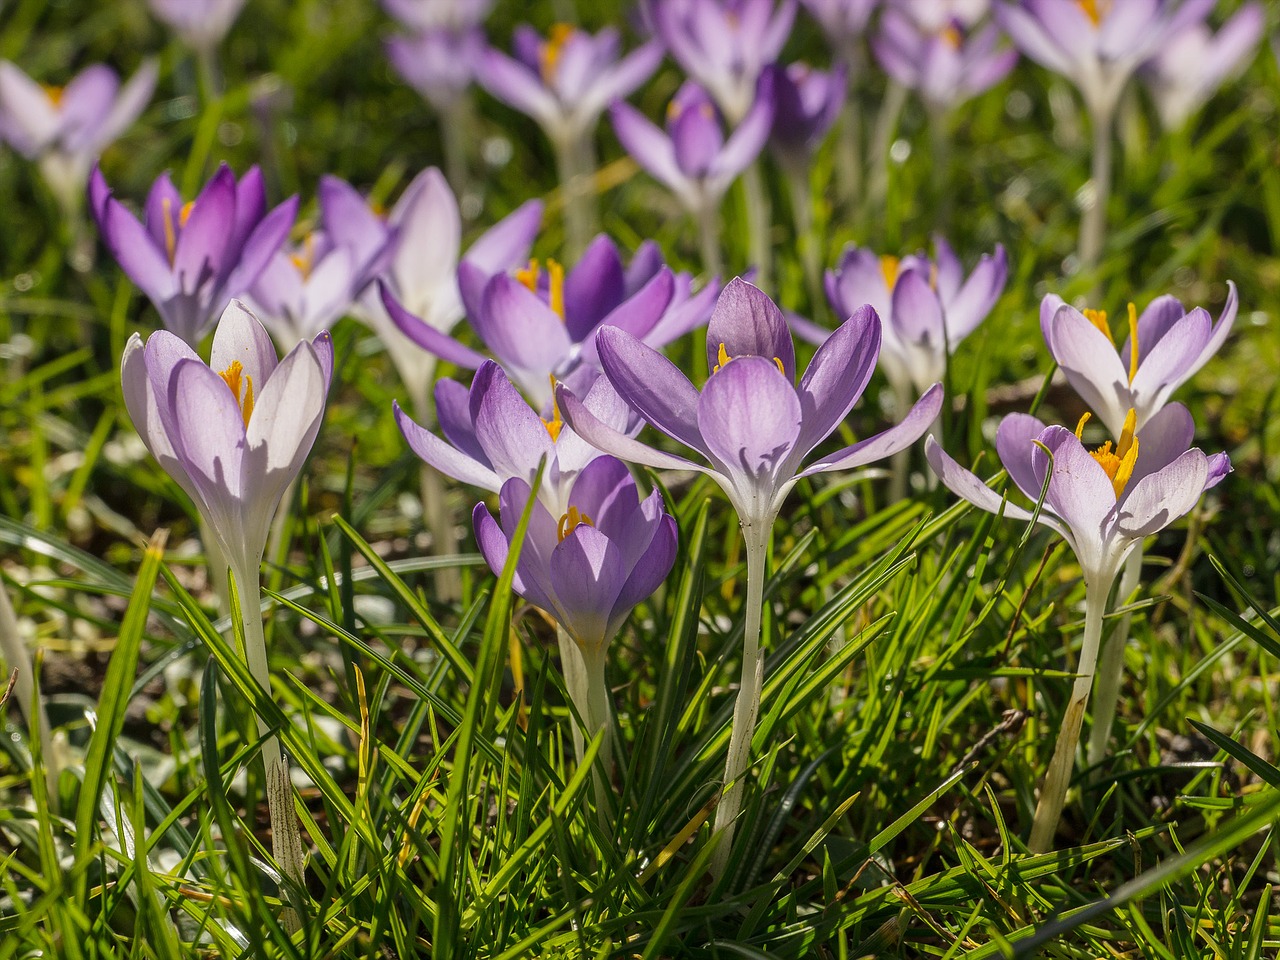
[611,75,776,275]
[121,300,332,890]
[0,60,157,214]
[927,402,1228,852]
[382,0,494,31]
[148,0,248,53]
[898,0,992,31]
[90,164,299,348]
[386,25,486,114]
[558,278,942,876]
[800,0,879,54]
[872,9,1017,112]
[1142,2,1264,130]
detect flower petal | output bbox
[397,399,499,491]
[380,282,488,368]
[564,234,625,342]
[796,303,880,457]
[705,277,794,379]
[925,435,1040,527]
[995,412,1051,502]
[550,525,627,648]
[557,381,709,475]
[1045,303,1131,437]
[800,382,943,477]
[697,355,803,495]
[1116,448,1209,539]
[595,324,706,452]
[471,360,554,486]
[210,299,279,389]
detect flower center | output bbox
[941,25,962,49]
[540,23,576,84]
[712,342,785,376]
[219,360,255,428]
[1083,302,1140,383]
[880,255,900,289]
[42,84,65,108]
[515,258,565,321]
[542,374,564,441]
[290,234,317,281]
[1076,0,1107,26]
[1075,408,1138,497]
[557,505,594,542]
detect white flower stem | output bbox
[865,81,908,224]
[1078,100,1114,276]
[741,162,773,292]
[553,133,595,263]
[1028,576,1112,853]
[556,625,588,767]
[199,516,231,619]
[888,379,915,502]
[834,44,865,210]
[265,477,297,574]
[1087,546,1143,768]
[231,560,305,929]
[0,576,58,804]
[696,197,724,279]
[439,94,474,195]
[710,522,769,882]
[927,105,953,227]
[581,642,614,833]
[410,384,460,604]
[785,165,824,317]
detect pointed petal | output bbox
[557,382,708,475]
[1116,448,1208,539]
[796,304,880,456]
[595,324,705,452]
[705,277,794,379]
[925,434,1040,527]
[800,382,943,477]
[381,282,488,368]
[210,300,279,388]
[697,355,803,491]
[995,412,1050,502]
[396,399,500,491]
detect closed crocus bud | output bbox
[769,61,847,169]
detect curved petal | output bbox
[471,360,555,485]
[122,332,197,498]
[381,282,488,368]
[697,355,803,492]
[890,268,945,354]
[705,277,794,379]
[795,304,880,457]
[994,411,1049,502]
[396,400,499,491]
[610,100,688,198]
[245,340,326,477]
[564,234,625,342]
[1129,307,1211,408]
[1116,448,1208,540]
[168,357,248,516]
[609,512,678,637]
[225,194,299,298]
[595,324,706,452]
[925,435,1042,528]
[464,198,544,275]
[1046,304,1131,437]
[210,300,279,389]
[435,376,486,462]
[1030,425,1116,571]
[475,274,574,373]
[578,267,674,364]
[800,382,943,477]
[550,526,627,648]
[557,382,709,475]
[173,165,236,291]
[102,198,178,303]
[1131,401,1194,482]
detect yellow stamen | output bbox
[515,259,566,321]
[880,255,900,289]
[540,23,576,84]
[42,84,65,108]
[712,342,785,376]
[218,360,255,428]
[542,375,564,442]
[162,197,178,264]
[1077,0,1103,26]
[557,505,594,542]
[1074,411,1092,440]
[179,200,195,227]
[941,25,962,49]
[290,234,317,281]
[1083,307,1113,346]
[1076,408,1139,496]
[1127,302,1139,384]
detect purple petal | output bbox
[1045,304,1130,439]
[579,268,674,364]
[381,282,487,368]
[796,304,880,457]
[550,526,627,647]
[610,101,688,200]
[705,277,795,380]
[557,382,708,475]
[697,355,803,492]
[890,268,944,352]
[609,511,677,635]
[224,194,300,298]
[436,376,487,462]
[1131,401,1194,482]
[564,234,626,342]
[396,400,500,491]
[1128,306,1211,409]
[595,324,705,452]
[464,198,544,276]
[1030,425,1115,569]
[103,198,178,305]
[800,382,943,477]
[210,300,279,390]
[925,435,1039,527]
[471,359,555,485]
[1116,448,1209,539]
[995,412,1050,502]
[474,274,574,374]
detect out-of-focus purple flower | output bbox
[474,455,678,654]
[383,234,720,409]
[246,232,367,352]
[1142,2,1263,129]
[90,164,298,347]
[121,300,333,576]
[1039,282,1237,436]
[148,0,248,52]
[800,0,879,53]
[770,62,847,168]
[995,0,1214,116]
[477,24,662,149]
[650,0,797,121]
[382,0,494,31]
[558,278,942,529]
[386,26,486,112]
[612,74,776,217]
[872,9,1017,111]
[0,60,157,207]
[812,237,1008,395]
[895,0,991,31]
[397,359,640,517]
[321,166,543,409]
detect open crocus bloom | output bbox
[799,0,879,54]
[810,237,1008,395]
[995,0,1213,116]
[148,0,248,51]
[90,164,298,348]
[121,301,333,576]
[926,402,1229,589]
[1039,281,1237,436]
[872,9,1017,111]
[395,359,640,518]
[476,23,662,148]
[385,25,486,113]
[384,234,719,410]
[650,0,797,122]
[559,278,943,530]
[473,455,678,654]
[0,60,157,207]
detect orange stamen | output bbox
[42,84,65,108]
[218,360,255,428]
[557,505,594,542]
[540,23,576,84]
[880,255,900,289]
[1083,307,1113,346]
[542,375,564,442]
[1076,408,1139,496]
[1127,302,1139,384]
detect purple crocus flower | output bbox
[995,0,1214,117]
[90,164,299,348]
[148,0,248,52]
[395,359,640,517]
[896,0,992,31]
[813,237,1008,396]
[770,62,847,169]
[382,233,720,410]
[382,0,494,31]
[872,9,1017,111]
[1039,281,1237,437]
[476,23,663,150]
[650,0,797,122]
[0,60,157,209]
[1142,2,1264,129]
[386,25,486,113]
[799,0,879,53]
[611,74,777,218]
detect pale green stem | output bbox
[581,642,614,832]
[0,576,57,803]
[265,477,297,576]
[439,94,474,196]
[888,378,914,502]
[195,46,223,105]
[553,132,595,263]
[696,197,724,279]
[740,162,773,293]
[927,105,953,227]
[865,81,909,224]
[556,625,588,767]
[1087,547,1143,768]
[1028,576,1112,853]
[834,44,865,211]
[1078,101,1114,277]
[199,515,231,619]
[785,165,824,317]
[410,377,461,604]
[230,559,306,930]
[709,521,770,882]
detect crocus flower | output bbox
[90,164,299,348]
[386,25,486,113]
[611,75,777,220]
[0,60,157,210]
[814,237,1008,396]
[995,0,1213,118]
[926,402,1228,851]
[872,9,1017,112]
[1141,2,1264,130]
[770,62,847,170]
[382,0,494,31]
[476,24,663,151]
[319,166,542,413]
[557,278,942,872]
[1039,281,1237,437]
[896,0,992,31]
[383,233,719,410]
[650,0,797,122]
[799,0,879,54]
[395,359,640,518]
[148,0,248,52]
[474,455,678,773]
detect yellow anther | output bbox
[773,356,785,375]
[179,200,195,227]
[1127,302,1139,384]
[1077,407,1139,497]
[218,360,255,428]
[42,84,65,108]
[1074,411,1091,440]
[1077,0,1103,26]
[290,234,317,281]
[540,23,576,84]
[1083,307,1113,346]
[515,259,539,291]
[713,342,731,374]
[557,505,594,542]
[941,25,962,49]
[162,197,178,264]
[880,255,900,289]
[542,375,564,441]
[515,259,566,321]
